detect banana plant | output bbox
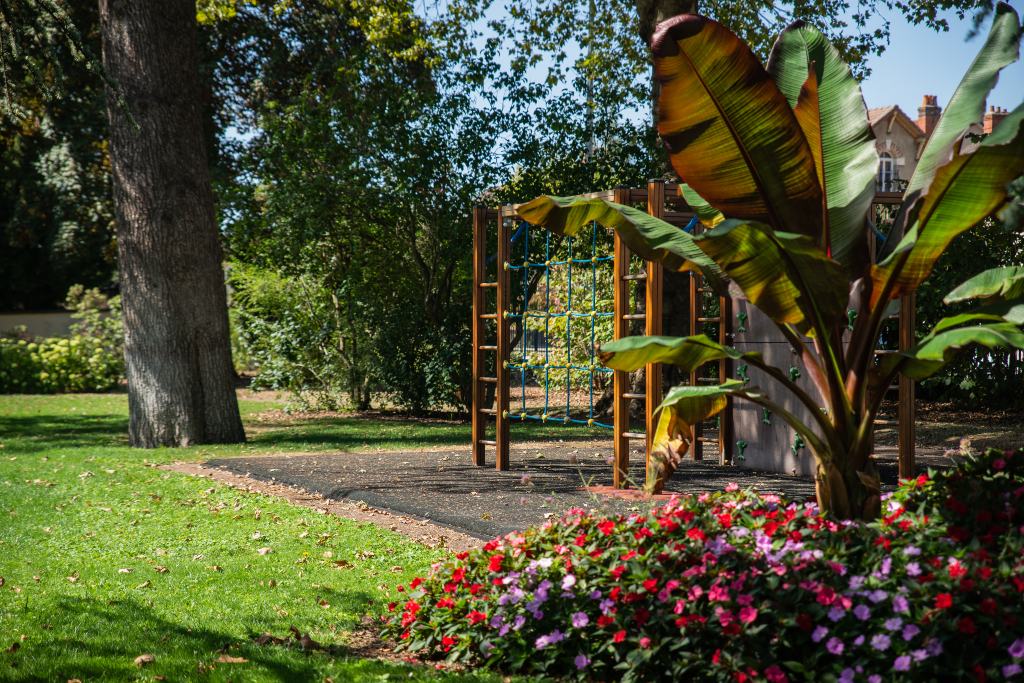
[516,4,1024,519]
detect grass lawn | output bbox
[0,393,586,681]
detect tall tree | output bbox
[98,0,244,446]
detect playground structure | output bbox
[471,181,917,488]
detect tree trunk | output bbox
[99,0,245,447]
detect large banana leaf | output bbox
[696,220,848,335]
[679,183,724,227]
[598,334,750,372]
[515,195,726,291]
[651,15,822,236]
[944,265,1024,305]
[766,21,876,274]
[871,104,1024,304]
[882,2,1021,255]
[877,320,1024,380]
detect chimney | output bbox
[917,95,941,136]
[984,105,1009,134]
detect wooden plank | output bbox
[718,293,733,465]
[688,222,703,461]
[645,180,665,486]
[898,291,916,480]
[471,205,487,466]
[612,187,632,488]
[496,207,512,471]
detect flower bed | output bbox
[381,448,1024,681]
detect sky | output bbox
[858,4,1024,116]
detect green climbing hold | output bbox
[736,439,748,461]
[791,433,805,456]
[736,310,748,333]
[737,363,750,384]
[788,366,801,382]
[761,408,772,425]
[847,308,858,331]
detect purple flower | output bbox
[1010,638,1024,659]
[884,617,903,631]
[512,615,526,631]
[599,599,615,614]
[911,648,930,662]
[854,604,871,620]
[892,595,910,614]
[535,629,564,649]
[812,626,829,643]
[902,624,920,641]
[868,589,888,603]
[562,574,577,590]
[575,654,590,670]
[839,668,855,683]
[1004,664,1022,678]
[854,635,865,647]
[893,655,912,672]
[489,614,504,628]
[903,545,921,556]
[827,637,845,655]
[926,638,944,657]
[906,562,921,577]
[589,589,602,600]
[871,634,891,651]
[848,575,866,590]
[828,606,846,622]
[571,611,589,628]
[869,676,882,683]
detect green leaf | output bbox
[766,21,877,273]
[878,321,1024,380]
[652,15,822,236]
[883,2,1021,256]
[695,220,848,335]
[872,104,1024,303]
[944,265,1024,305]
[515,195,726,290]
[679,184,723,227]
[598,334,752,372]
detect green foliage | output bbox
[0,286,123,393]
[383,448,1024,681]
[520,8,1024,516]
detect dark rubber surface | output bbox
[207,443,820,540]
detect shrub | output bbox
[0,286,123,393]
[381,448,1024,681]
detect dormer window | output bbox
[877,153,896,192]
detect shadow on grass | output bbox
[0,412,129,453]
[4,592,382,682]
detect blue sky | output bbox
[859,4,1024,116]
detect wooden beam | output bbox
[471,205,487,466]
[718,294,733,465]
[495,207,512,471]
[688,224,703,461]
[612,187,632,488]
[645,180,665,485]
[898,291,916,479]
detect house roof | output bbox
[868,105,926,139]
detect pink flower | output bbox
[764,664,789,683]
[639,637,651,649]
[739,606,758,624]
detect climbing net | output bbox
[504,220,615,429]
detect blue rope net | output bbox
[505,220,614,429]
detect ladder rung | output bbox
[697,317,721,323]
[479,439,497,446]
[480,345,497,351]
[480,313,498,320]
[622,392,645,400]
[622,272,648,281]
[697,377,719,383]
[623,431,646,440]
[887,384,899,392]
[479,282,498,288]
[697,436,718,443]
[479,376,498,383]
[874,349,897,355]
[622,314,646,320]
[479,408,497,415]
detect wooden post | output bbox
[645,181,664,484]
[898,291,916,479]
[471,206,487,466]
[495,207,511,471]
[718,294,733,465]
[612,188,631,488]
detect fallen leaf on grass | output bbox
[216,655,248,664]
[318,599,330,608]
[66,573,79,583]
[134,653,155,667]
[333,560,353,570]
[257,547,272,555]
[207,565,222,572]
[6,642,19,654]
[154,566,169,574]
[136,581,152,589]
[118,568,132,574]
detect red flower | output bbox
[457,550,471,559]
[935,593,953,610]
[712,649,721,665]
[451,568,466,583]
[764,664,789,683]
[598,520,615,536]
[488,554,504,572]
[436,597,455,609]
[466,610,487,625]
[468,583,482,595]
[958,616,977,634]
[948,562,967,579]
[620,550,637,561]
[410,577,422,589]
[597,614,615,627]
[687,527,706,542]
[717,513,733,528]
[796,613,813,632]
[387,602,397,612]
[441,635,457,652]
[981,598,998,615]
[404,600,421,614]
[610,565,627,580]
[643,578,659,593]
[613,629,627,643]
[972,663,987,682]
[574,533,588,546]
